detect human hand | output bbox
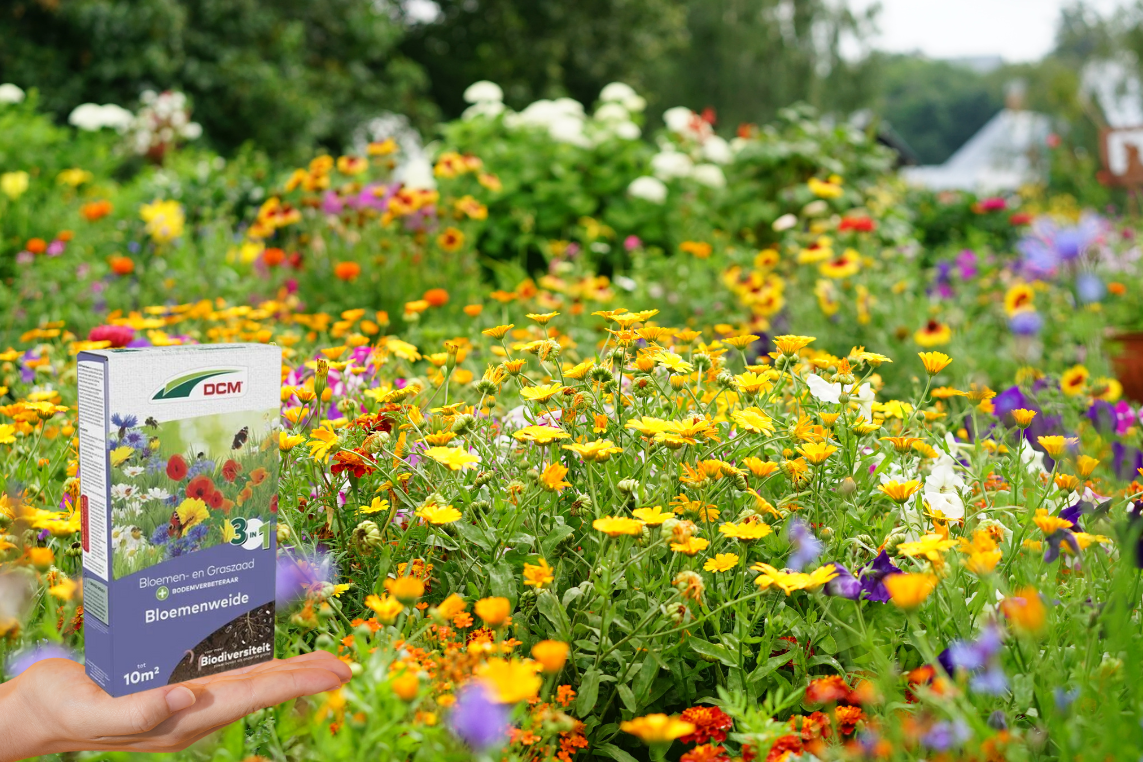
[0,651,351,761]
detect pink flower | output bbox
[88,324,135,347]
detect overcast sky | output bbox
[849,0,1134,62]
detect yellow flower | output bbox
[703,553,740,573]
[808,177,844,199]
[417,504,462,524]
[109,446,134,467]
[774,334,816,355]
[897,533,958,563]
[563,439,623,462]
[918,351,952,376]
[851,417,882,435]
[384,576,426,603]
[670,536,710,555]
[1060,365,1089,396]
[0,424,16,444]
[651,351,693,374]
[719,521,772,541]
[360,496,390,514]
[722,334,759,350]
[884,573,937,609]
[57,168,93,187]
[732,407,775,435]
[539,463,571,492]
[632,506,675,525]
[1,171,30,199]
[523,558,554,588]
[742,457,779,478]
[365,593,406,624]
[878,479,923,503]
[279,431,305,451]
[476,658,541,703]
[175,498,210,530]
[620,714,697,744]
[733,371,773,395]
[752,563,838,594]
[482,324,514,339]
[526,311,560,325]
[1033,508,1073,535]
[593,516,645,537]
[914,320,951,347]
[1075,455,1100,478]
[530,640,569,673]
[513,425,570,445]
[475,597,512,627]
[797,442,837,464]
[520,383,566,403]
[1036,436,1077,459]
[1011,408,1038,428]
[139,199,186,243]
[423,446,480,470]
[308,427,340,462]
[880,435,922,453]
[959,530,1002,575]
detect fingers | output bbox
[181,651,348,685]
[79,683,199,738]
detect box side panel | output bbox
[78,354,113,690]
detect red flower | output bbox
[790,711,831,741]
[222,459,242,483]
[269,494,278,513]
[331,449,374,479]
[88,324,135,348]
[765,735,803,762]
[679,706,733,745]
[187,475,215,500]
[839,216,876,233]
[166,454,187,481]
[207,490,225,510]
[1009,212,1033,226]
[771,635,813,669]
[680,745,729,762]
[805,675,850,704]
[834,705,864,735]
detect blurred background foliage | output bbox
[4,0,1143,186]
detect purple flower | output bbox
[1076,272,1105,303]
[448,683,509,750]
[1009,310,1042,336]
[1017,213,1105,277]
[7,643,76,677]
[922,720,971,752]
[955,249,978,280]
[824,564,862,600]
[321,191,345,216]
[786,518,821,571]
[46,240,66,256]
[276,549,337,608]
[858,551,901,603]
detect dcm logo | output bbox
[151,368,248,402]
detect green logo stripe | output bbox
[152,369,239,400]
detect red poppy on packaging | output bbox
[166,454,188,481]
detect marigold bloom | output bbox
[1033,508,1073,535]
[482,324,514,339]
[774,334,816,355]
[753,563,838,595]
[918,351,952,375]
[139,199,185,243]
[897,533,958,563]
[1036,435,1077,459]
[620,714,697,744]
[416,503,463,524]
[632,506,674,525]
[390,672,419,701]
[81,199,113,221]
[474,597,511,627]
[878,479,923,503]
[884,573,937,609]
[719,521,772,541]
[1000,586,1046,634]
[108,255,135,275]
[1011,408,1038,427]
[423,446,480,471]
[805,675,849,704]
[526,311,560,325]
[593,516,645,537]
[520,383,566,403]
[422,288,449,307]
[530,640,569,672]
[476,658,541,703]
[334,261,361,281]
[523,558,554,588]
[539,463,571,492]
[742,457,779,478]
[513,425,570,445]
[365,594,405,623]
[732,407,775,435]
[384,576,425,603]
[564,439,623,462]
[796,442,837,464]
[703,553,739,573]
[679,706,733,745]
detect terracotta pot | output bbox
[1112,332,1143,403]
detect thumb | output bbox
[92,684,197,737]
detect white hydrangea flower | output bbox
[0,83,25,104]
[692,163,726,188]
[396,156,437,190]
[463,80,504,104]
[627,176,668,204]
[462,101,505,120]
[593,102,629,123]
[701,135,732,164]
[650,150,693,180]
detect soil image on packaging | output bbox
[167,602,275,683]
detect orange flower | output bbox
[334,261,361,281]
[1000,586,1046,635]
[262,247,286,267]
[437,227,465,252]
[423,288,449,307]
[463,304,483,317]
[81,199,114,221]
[475,596,511,627]
[531,640,569,672]
[25,238,47,254]
[108,256,135,275]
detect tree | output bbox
[0,0,435,158]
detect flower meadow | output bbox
[4,82,1143,761]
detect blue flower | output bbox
[858,551,901,603]
[824,564,862,600]
[110,413,139,429]
[787,517,821,571]
[448,683,509,750]
[123,430,147,450]
[1009,311,1043,336]
[151,524,171,545]
[1076,272,1105,304]
[922,719,971,752]
[276,549,338,608]
[6,643,76,677]
[187,459,216,478]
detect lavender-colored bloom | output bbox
[110,413,139,429]
[858,551,901,603]
[987,711,1008,731]
[448,683,509,750]
[922,720,971,752]
[46,240,65,256]
[1054,687,1079,711]
[786,518,821,571]
[1076,272,1105,303]
[942,627,1007,694]
[970,665,1009,695]
[956,249,978,280]
[276,549,337,608]
[186,524,210,545]
[6,643,76,677]
[128,240,141,253]
[187,459,216,478]
[151,524,172,545]
[824,564,862,600]
[123,430,147,450]
[1018,213,1105,277]
[1009,311,1043,336]
[321,191,345,216]
[1043,524,1080,564]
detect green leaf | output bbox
[488,560,518,606]
[541,522,576,557]
[633,657,659,697]
[453,520,491,552]
[749,654,793,686]
[616,683,638,714]
[577,668,603,715]
[537,590,573,641]
[596,743,640,762]
[689,638,738,667]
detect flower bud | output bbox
[452,413,476,435]
[838,476,857,496]
[692,353,712,372]
[352,519,384,553]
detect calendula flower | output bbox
[417,504,463,524]
[513,425,570,445]
[1011,408,1038,427]
[360,496,390,514]
[733,371,772,395]
[385,576,426,603]
[918,351,952,375]
[476,658,542,703]
[703,553,740,573]
[897,533,958,563]
[914,320,951,347]
[520,383,566,403]
[797,442,837,464]
[526,311,559,325]
[959,529,1002,575]
[539,463,571,492]
[474,597,512,628]
[880,435,922,453]
[1060,365,1089,396]
[482,324,514,339]
[732,407,775,435]
[670,537,710,555]
[752,563,838,595]
[279,431,305,452]
[774,335,816,355]
[879,479,923,503]
[424,446,481,471]
[1000,586,1046,634]
[531,640,569,672]
[1037,436,1077,459]
[722,334,759,350]
[365,594,405,623]
[593,516,645,537]
[139,199,186,243]
[621,714,697,744]
[632,506,675,525]
[884,573,937,609]
[563,439,623,462]
[719,521,772,541]
[523,558,555,588]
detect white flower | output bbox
[396,156,436,190]
[145,487,171,502]
[692,163,726,188]
[612,121,641,140]
[549,115,589,146]
[849,382,875,419]
[650,150,693,180]
[600,82,637,103]
[663,106,697,133]
[923,454,966,520]
[122,466,145,478]
[0,84,25,104]
[182,122,202,140]
[463,81,504,104]
[701,135,733,164]
[462,101,505,120]
[110,484,137,502]
[627,176,668,204]
[70,103,135,132]
[1016,438,1048,476]
[593,102,629,123]
[923,485,965,520]
[773,213,798,232]
[805,374,841,404]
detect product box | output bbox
[78,344,281,696]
